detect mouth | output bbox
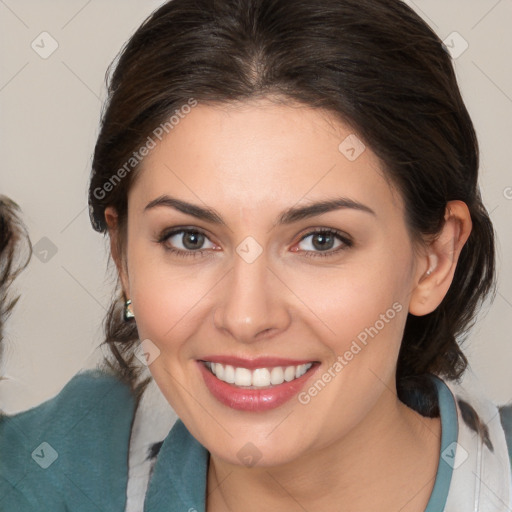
[197,357,320,411]
[201,360,314,389]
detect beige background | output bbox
[1,0,511,412]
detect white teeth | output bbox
[224,364,235,384]
[204,361,313,388]
[284,366,296,382]
[252,368,271,387]
[270,367,284,385]
[296,364,308,378]
[214,363,224,380]
[234,367,252,386]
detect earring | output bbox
[426,269,433,276]
[124,299,135,321]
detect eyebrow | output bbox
[144,195,376,226]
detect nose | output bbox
[213,248,291,344]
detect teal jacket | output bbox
[0,370,136,511]
[0,370,208,512]
[1,369,511,511]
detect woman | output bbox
[1,0,511,510]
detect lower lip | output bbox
[197,361,319,412]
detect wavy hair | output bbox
[0,196,32,370]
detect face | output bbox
[114,97,427,468]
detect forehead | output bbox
[129,98,404,221]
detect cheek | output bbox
[127,247,216,353]
[280,252,410,352]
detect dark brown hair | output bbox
[0,196,32,366]
[88,0,496,402]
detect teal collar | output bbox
[144,418,209,512]
[424,376,458,511]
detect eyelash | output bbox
[155,227,353,259]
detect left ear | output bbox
[409,200,472,316]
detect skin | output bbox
[105,96,472,511]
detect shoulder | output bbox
[0,368,137,437]
[0,368,137,511]
[438,375,512,511]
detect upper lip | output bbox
[198,355,318,369]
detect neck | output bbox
[206,389,441,512]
